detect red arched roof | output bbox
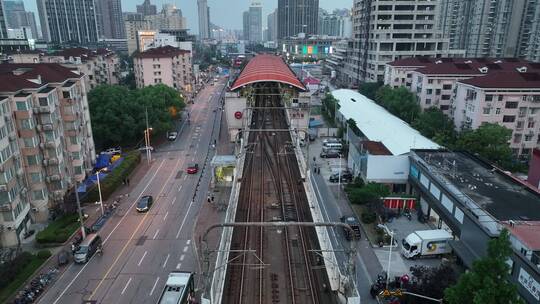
[230,54,306,91]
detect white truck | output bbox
[401,229,452,259]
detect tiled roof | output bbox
[0,64,82,92]
[133,46,191,59]
[230,54,306,91]
[360,141,392,156]
[503,221,540,250]
[460,71,540,89]
[51,47,115,61]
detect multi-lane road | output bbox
[38,78,226,304]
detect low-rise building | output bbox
[409,149,540,304]
[281,35,342,59]
[133,46,193,93]
[452,65,540,158]
[7,48,121,90]
[331,89,440,191]
[0,63,95,246]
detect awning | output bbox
[211,155,236,167]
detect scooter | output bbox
[404,207,412,221]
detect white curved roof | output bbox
[331,89,440,155]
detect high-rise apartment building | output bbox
[197,0,211,40]
[439,0,540,61]
[277,0,319,39]
[3,1,39,39]
[37,0,100,44]
[318,9,352,38]
[96,0,126,39]
[0,0,8,38]
[136,0,157,16]
[267,10,278,42]
[243,2,263,43]
[343,0,463,86]
[0,63,95,246]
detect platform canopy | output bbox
[230,54,307,91]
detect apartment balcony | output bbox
[43,157,59,166]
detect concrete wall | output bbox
[223,92,247,142]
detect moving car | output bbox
[167,131,178,141]
[340,216,362,241]
[74,233,102,264]
[320,150,340,158]
[136,195,154,212]
[103,147,121,155]
[187,163,199,174]
[329,171,353,183]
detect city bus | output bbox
[157,272,195,304]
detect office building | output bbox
[136,0,157,16]
[267,10,278,42]
[37,0,100,44]
[409,149,540,304]
[342,0,463,86]
[439,0,540,61]
[280,35,341,59]
[243,2,263,43]
[198,0,211,40]
[125,13,152,55]
[0,63,96,246]
[136,29,194,53]
[318,9,352,38]
[277,0,319,39]
[96,0,126,39]
[3,1,39,39]
[133,46,193,93]
[7,27,32,40]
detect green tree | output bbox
[375,85,420,123]
[347,182,390,205]
[89,84,185,150]
[455,123,513,168]
[321,93,340,126]
[444,229,524,304]
[412,107,457,146]
[347,118,361,136]
[358,82,383,100]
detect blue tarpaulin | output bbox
[309,119,324,128]
[95,153,112,169]
[77,156,125,193]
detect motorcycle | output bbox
[404,207,412,221]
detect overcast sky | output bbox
[24,0,352,32]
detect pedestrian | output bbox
[313,156,316,163]
[127,178,130,186]
[122,178,126,185]
[211,195,215,203]
[207,196,211,204]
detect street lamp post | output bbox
[144,107,152,165]
[377,224,395,290]
[96,170,105,216]
[74,181,86,239]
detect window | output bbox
[426,89,433,95]
[425,99,431,105]
[0,126,7,140]
[38,97,48,107]
[16,101,28,111]
[440,105,450,111]
[74,166,83,175]
[496,108,501,114]
[485,94,493,102]
[44,130,55,141]
[435,89,441,95]
[69,136,78,145]
[505,102,518,109]
[30,172,42,183]
[71,151,81,160]
[428,79,433,84]
[502,115,516,123]
[32,189,45,201]
[528,121,535,128]
[517,121,524,129]
[26,155,39,166]
[0,146,12,162]
[483,108,491,114]
[498,95,503,101]
[20,119,33,130]
[441,95,451,100]
[23,137,36,148]
[442,84,452,90]
[525,134,533,142]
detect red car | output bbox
[187,163,199,174]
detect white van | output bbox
[323,142,343,150]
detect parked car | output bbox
[136,195,154,212]
[320,150,340,158]
[187,163,199,174]
[102,147,121,155]
[167,131,178,141]
[329,171,353,183]
[340,216,362,241]
[74,234,102,263]
[138,146,154,152]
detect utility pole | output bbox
[145,107,152,165]
[74,181,86,239]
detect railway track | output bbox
[222,87,335,304]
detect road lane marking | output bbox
[149,277,160,296]
[180,254,185,261]
[121,277,132,295]
[183,246,189,253]
[138,251,147,266]
[162,254,170,268]
[171,197,176,205]
[176,263,182,270]
[186,240,191,245]
[51,159,166,304]
[191,157,195,162]
[177,185,182,192]
[163,211,169,221]
[183,175,187,181]
[153,229,159,240]
[87,158,181,302]
[176,200,195,239]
